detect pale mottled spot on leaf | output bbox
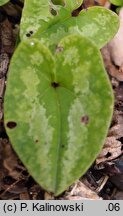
[16,66,40,122]
[20,66,40,100]
[45,27,67,47]
[94,13,114,27]
[60,98,87,187]
[28,102,54,150]
[68,26,82,35]
[31,52,44,66]
[81,23,99,37]
[63,47,79,66]
[72,64,90,94]
[67,98,87,146]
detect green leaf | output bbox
[52,0,83,9]
[4,35,113,195]
[20,0,53,38]
[20,0,83,39]
[20,5,119,51]
[0,0,9,6]
[110,0,123,6]
[52,0,64,5]
[62,0,83,10]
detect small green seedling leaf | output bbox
[20,0,83,38]
[110,0,123,6]
[4,35,113,195]
[20,1,119,51]
[20,0,53,37]
[34,6,119,51]
[0,0,9,6]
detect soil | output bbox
[0,0,123,200]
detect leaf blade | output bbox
[4,39,60,192]
[33,6,119,51]
[54,35,114,194]
[20,0,53,39]
[4,36,114,195]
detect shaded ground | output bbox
[0,0,123,200]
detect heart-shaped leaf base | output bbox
[4,35,113,195]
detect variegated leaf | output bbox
[20,0,83,38]
[20,0,53,38]
[66,0,82,9]
[34,6,119,51]
[4,35,113,195]
[20,1,119,51]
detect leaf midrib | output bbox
[53,85,76,193]
[33,10,73,38]
[53,87,62,193]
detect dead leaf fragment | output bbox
[96,137,122,164]
[108,8,123,68]
[67,180,101,200]
[108,124,123,139]
[111,190,123,200]
[112,110,123,125]
[101,46,123,81]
